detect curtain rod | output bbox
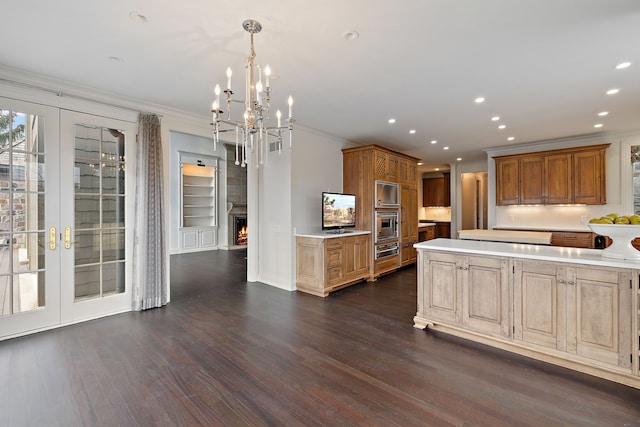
[0,77,163,117]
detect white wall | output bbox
[486,132,640,230]
[290,130,347,287]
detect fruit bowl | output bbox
[588,224,640,260]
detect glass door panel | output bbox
[60,111,133,323]
[0,99,60,339]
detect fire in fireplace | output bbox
[234,216,248,246]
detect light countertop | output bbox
[458,229,552,245]
[493,224,591,232]
[414,238,640,269]
[418,223,435,228]
[296,230,371,239]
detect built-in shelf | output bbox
[179,152,219,252]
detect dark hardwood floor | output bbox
[1,249,640,426]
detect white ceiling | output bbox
[1,0,639,168]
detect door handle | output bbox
[64,227,72,249]
[49,227,56,250]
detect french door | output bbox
[0,99,134,339]
[59,110,134,323]
[0,99,61,338]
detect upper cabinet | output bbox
[398,157,417,184]
[374,151,399,182]
[494,144,609,206]
[422,172,450,207]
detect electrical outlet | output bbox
[581,216,587,223]
[508,215,515,222]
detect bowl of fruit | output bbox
[588,213,640,260]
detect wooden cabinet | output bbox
[400,184,418,267]
[415,242,639,388]
[296,233,371,297]
[398,157,417,184]
[494,144,609,206]
[519,155,544,204]
[343,145,420,277]
[422,173,450,207]
[374,151,399,182]
[495,157,520,205]
[514,260,632,370]
[493,227,595,249]
[574,149,605,204]
[434,222,451,238]
[551,231,594,248]
[418,225,435,242]
[420,251,510,338]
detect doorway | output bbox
[461,172,488,230]
[0,98,135,340]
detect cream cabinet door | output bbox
[515,260,632,371]
[423,251,462,324]
[462,255,510,338]
[514,260,567,351]
[569,267,632,370]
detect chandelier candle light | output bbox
[211,19,294,168]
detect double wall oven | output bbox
[374,210,399,260]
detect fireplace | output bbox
[234,216,248,246]
[225,144,248,249]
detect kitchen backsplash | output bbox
[420,207,451,221]
[494,204,625,229]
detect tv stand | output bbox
[295,231,371,297]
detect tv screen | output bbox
[322,192,357,231]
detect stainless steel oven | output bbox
[375,210,398,242]
[375,242,399,259]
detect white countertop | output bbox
[414,238,640,269]
[296,230,371,239]
[493,224,591,232]
[418,223,435,228]
[458,229,552,245]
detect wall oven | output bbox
[375,242,399,260]
[375,210,399,242]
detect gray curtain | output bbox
[132,113,167,310]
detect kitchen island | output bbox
[413,238,640,388]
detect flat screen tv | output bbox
[322,192,357,231]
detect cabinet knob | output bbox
[567,280,575,285]
[559,279,565,284]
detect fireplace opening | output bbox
[234,216,248,246]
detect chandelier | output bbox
[211,19,294,168]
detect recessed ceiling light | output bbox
[594,123,603,128]
[507,137,515,141]
[409,129,416,134]
[598,111,609,116]
[456,157,462,161]
[606,88,620,95]
[435,168,440,171]
[344,31,360,40]
[498,125,506,129]
[443,146,449,150]
[129,11,148,23]
[475,97,485,103]
[430,140,437,144]
[388,118,396,124]
[615,62,631,70]
[491,116,500,121]
[417,162,423,166]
